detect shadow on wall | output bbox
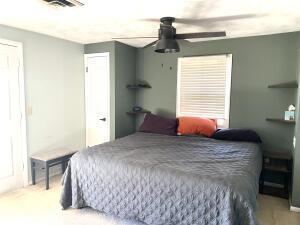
[156,108,176,118]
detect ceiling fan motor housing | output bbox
[160,17,175,25]
[158,17,176,39]
[158,24,176,39]
[155,16,180,53]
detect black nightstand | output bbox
[259,149,292,199]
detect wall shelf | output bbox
[266,118,295,124]
[126,110,150,115]
[126,84,151,89]
[268,81,298,88]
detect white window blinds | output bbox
[177,54,232,128]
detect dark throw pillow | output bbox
[212,128,262,143]
[139,113,178,136]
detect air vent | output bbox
[43,0,84,7]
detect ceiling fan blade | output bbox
[174,14,257,25]
[142,18,160,22]
[142,41,157,49]
[142,14,258,25]
[175,32,226,39]
[112,36,156,40]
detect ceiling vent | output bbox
[43,0,84,7]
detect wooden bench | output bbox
[30,148,77,190]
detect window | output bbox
[176,54,232,128]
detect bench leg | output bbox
[31,159,36,185]
[45,162,49,190]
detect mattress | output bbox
[60,132,262,225]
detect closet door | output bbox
[0,43,24,194]
[85,53,110,147]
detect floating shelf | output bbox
[126,110,150,115]
[266,118,295,124]
[268,81,298,88]
[126,84,151,89]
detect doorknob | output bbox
[99,118,106,121]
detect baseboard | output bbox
[290,206,300,212]
[264,181,284,188]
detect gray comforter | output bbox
[60,132,262,225]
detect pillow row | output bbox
[139,113,261,143]
[139,113,216,137]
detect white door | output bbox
[0,43,24,194]
[85,53,110,147]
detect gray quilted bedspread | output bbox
[60,132,262,225]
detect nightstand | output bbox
[259,149,292,199]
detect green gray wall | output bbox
[84,41,136,139]
[115,42,136,138]
[0,25,85,180]
[136,32,299,151]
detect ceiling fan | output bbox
[113,14,259,53]
[113,16,226,53]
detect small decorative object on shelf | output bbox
[132,106,142,112]
[284,104,296,121]
[260,149,292,199]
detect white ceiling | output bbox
[0,0,300,47]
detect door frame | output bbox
[84,52,110,147]
[0,38,28,186]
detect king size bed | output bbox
[60,132,262,225]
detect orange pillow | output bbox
[177,117,217,137]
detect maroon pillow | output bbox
[139,113,178,136]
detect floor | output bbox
[0,175,299,225]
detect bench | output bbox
[30,148,77,190]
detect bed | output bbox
[60,132,262,225]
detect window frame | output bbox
[176,54,232,128]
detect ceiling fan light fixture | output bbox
[154,39,180,53]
